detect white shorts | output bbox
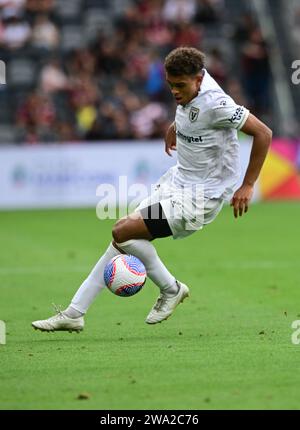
[135,168,224,240]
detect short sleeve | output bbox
[209,96,250,130]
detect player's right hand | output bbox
[165,122,177,156]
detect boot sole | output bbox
[32,324,83,333]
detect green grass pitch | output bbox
[0,202,300,410]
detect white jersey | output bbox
[173,69,249,200]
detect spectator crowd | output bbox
[0,0,272,143]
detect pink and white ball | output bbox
[104,255,147,297]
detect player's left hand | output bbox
[230,184,254,218]
[165,122,177,156]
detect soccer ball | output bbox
[104,255,147,297]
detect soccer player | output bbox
[32,47,272,332]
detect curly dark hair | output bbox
[164,47,205,76]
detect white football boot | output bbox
[146,281,189,324]
[32,304,84,333]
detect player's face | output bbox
[166,72,203,106]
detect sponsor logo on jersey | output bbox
[176,130,203,143]
[229,106,244,124]
[189,107,200,122]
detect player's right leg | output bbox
[31,241,121,332]
[112,203,190,324]
[31,304,84,333]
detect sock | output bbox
[63,306,84,319]
[67,242,120,314]
[116,239,178,295]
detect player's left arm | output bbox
[231,113,272,218]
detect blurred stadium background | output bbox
[0,0,299,141]
[0,0,300,210]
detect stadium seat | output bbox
[55,0,83,19]
[84,9,114,42]
[85,0,110,9]
[52,92,74,122]
[7,59,36,88]
[110,0,132,14]
[61,25,85,51]
[0,124,17,144]
[0,88,13,123]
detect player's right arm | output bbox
[165,121,177,156]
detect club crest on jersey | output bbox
[189,107,199,122]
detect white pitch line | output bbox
[0,266,91,275]
[0,261,297,276]
[220,261,298,269]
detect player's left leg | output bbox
[112,204,189,324]
[113,203,179,288]
[68,204,187,325]
[67,209,171,317]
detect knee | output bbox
[112,219,127,243]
